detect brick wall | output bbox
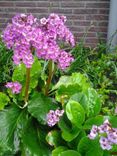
[0,0,110,47]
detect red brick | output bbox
[86,15,109,21]
[0,13,15,18]
[0,2,14,7]
[33,13,48,19]
[15,2,36,7]
[49,2,60,7]
[97,33,107,38]
[85,43,97,48]
[69,26,85,32]
[61,2,84,8]
[0,0,110,47]
[0,18,7,23]
[75,32,96,37]
[66,15,85,20]
[73,21,96,27]
[99,9,109,14]
[98,21,108,26]
[6,8,26,13]
[27,8,48,13]
[73,9,98,14]
[89,27,108,32]
[86,2,110,8]
[0,23,7,28]
[36,2,50,7]
[85,38,99,43]
[49,8,72,14]
[66,20,73,26]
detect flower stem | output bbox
[111,152,117,155]
[45,60,54,96]
[24,68,31,103]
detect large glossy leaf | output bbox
[46,130,65,147]
[85,88,101,117]
[83,115,104,129]
[52,146,68,156]
[78,137,103,156]
[0,92,10,110]
[22,120,51,156]
[12,63,26,82]
[61,126,80,142]
[103,151,110,156]
[12,57,41,83]
[70,88,101,118]
[109,116,117,128]
[56,84,82,98]
[58,115,80,142]
[0,106,27,155]
[68,130,86,150]
[84,115,117,130]
[66,100,85,127]
[30,57,42,77]
[53,73,90,101]
[60,150,81,156]
[70,93,88,114]
[54,73,90,91]
[12,58,42,96]
[28,93,57,124]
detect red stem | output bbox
[24,68,31,103]
[45,60,54,96]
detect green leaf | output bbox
[58,115,80,142]
[66,100,85,127]
[30,57,42,77]
[60,150,81,156]
[110,144,117,153]
[78,137,103,156]
[103,151,110,156]
[54,73,90,91]
[70,92,88,113]
[68,130,86,150]
[30,75,38,89]
[12,64,26,82]
[12,57,42,83]
[109,116,117,128]
[54,73,90,101]
[0,106,27,154]
[22,120,50,156]
[70,88,101,118]
[46,130,65,147]
[83,115,104,129]
[84,115,117,130]
[52,146,68,156]
[22,120,51,156]
[57,84,82,97]
[28,93,57,124]
[85,88,101,117]
[62,126,80,142]
[0,92,10,110]
[12,58,42,95]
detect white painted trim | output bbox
[107,0,117,50]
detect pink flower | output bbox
[5,82,22,94]
[47,109,64,127]
[2,13,75,69]
[40,17,48,25]
[57,50,74,70]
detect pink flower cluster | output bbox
[5,82,22,94]
[2,13,75,70]
[88,119,117,150]
[58,50,74,70]
[47,109,64,127]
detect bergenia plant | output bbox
[0,13,117,156]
